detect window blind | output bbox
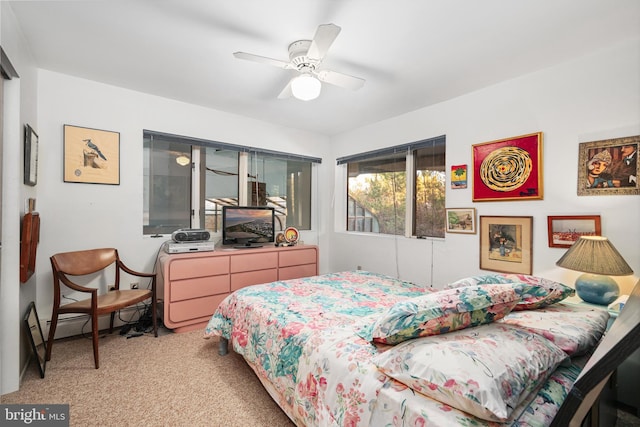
[144,130,322,164]
[336,135,445,165]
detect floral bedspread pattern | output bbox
[204,271,609,427]
[204,271,430,425]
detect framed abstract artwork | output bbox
[445,208,476,234]
[479,215,533,275]
[577,135,639,196]
[472,132,543,201]
[547,215,601,248]
[63,124,120,185]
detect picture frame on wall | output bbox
[577,135,639,196]
[63,124,120,185]
[547,215,601,248]
[472,132,543,202]
[450,164,467,189]
[24,124,38,186]
[479,215,533,275]
[445,208,476,234]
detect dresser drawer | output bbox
[230,252,278,273]
[279,263,317,281]
[231,268,278,291]
[170,275,230,302]
[279,248,317,267]
[169,256,229,280]
[167,294,226,325]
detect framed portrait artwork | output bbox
[24,124,38,186]
[479,216,533,275]
[445,208,476,234]
[577,135,639,196]
[547,215,601,248]
[63,124,120,185]
[472,132,543,202]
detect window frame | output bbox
[338,135,446,239]
[143,130,320,236]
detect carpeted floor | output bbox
[1,327,295,426]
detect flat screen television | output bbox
[222,206,275,248]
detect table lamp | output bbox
[556,236,633,305]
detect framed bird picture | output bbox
[63,124,120,185]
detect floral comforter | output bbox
[204,271,609,427]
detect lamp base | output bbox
[575,273,620,305]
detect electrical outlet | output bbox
[130,282,139,290]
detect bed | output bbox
[204,270,640,426]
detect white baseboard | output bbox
[44,304,149,340]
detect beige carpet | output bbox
[1,328,295,427]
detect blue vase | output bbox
[575,273,619,305]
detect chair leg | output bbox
[109,312,115,334]
[152,294,158,337]
[92,313,100,369]
[45,309,59,362]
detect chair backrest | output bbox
[551,279,640,426]
[51,248,118,276]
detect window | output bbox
[338,136,445,238]
[143,131,319,236]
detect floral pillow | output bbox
[361,283,522,344]
[446,274,575,310]
[372,323,569,422]
[500,274,575,310]
[500,303,609,356]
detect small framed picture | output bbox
[24,124,38,186]
[450,164,467,189]
[23,302,46,378]
[472,132,543,202]
[577,135,639,196]
[479,215,533,275]
[64,124,120,185]
[445,208,476,234]
[547,215,601,248]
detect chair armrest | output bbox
[117,260,156,278]
[57,272,99,294]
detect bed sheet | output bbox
[204,271,608,427]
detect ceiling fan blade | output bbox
[233,52,293,69]
[316,69,365,90]
[277,79,293,99]
[307,23,341,61]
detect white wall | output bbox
[33,70,332,327]
[328,38,640,294]
[1,2,39,395]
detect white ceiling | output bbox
[7,0,640,136]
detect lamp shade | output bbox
[291,74,321,101]
[556,236,632,305]
[556,236,633,276]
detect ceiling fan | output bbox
[233,23,365,101]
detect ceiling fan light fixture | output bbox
[291,74,321,101]
[176,154,191,166]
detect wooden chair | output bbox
[46,248,157,368]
